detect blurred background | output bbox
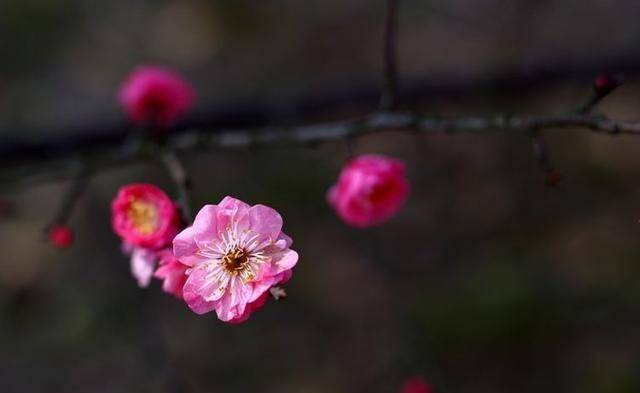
[2,0,640,392]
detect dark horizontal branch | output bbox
[2,110,639,188]
[3,51,640,188]
[171,112,639,150]
[3,51,640,165]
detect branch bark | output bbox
[3,110,639,187]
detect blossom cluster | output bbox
[117,65,411,228]
[110,183,298,323]
[97,65,411,324]
[111,183,184,293]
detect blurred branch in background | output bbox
[44,161,89,229]
[380,0,398,110]
[1,101,634,186]
[0,0,630,236]
[0,0,629,256]
[3,57,640,172]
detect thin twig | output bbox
[530,131,561,187]
[4,110,640,187]
[160,149,193,222]
[576,93,603,115]
[45,161,89,229]
[531,132,552,172]
[380,0,398,110]
[576,73,623,114]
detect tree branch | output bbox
[178,112,639,151]
[3,110,639,187]
[3,57,640,168]
[576,73,623,114]
[160,149,193,222]
[45,161,89,229]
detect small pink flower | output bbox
[118,65,195,129]
[173,196,298,323]
[328,154,410,227]
[153,249,188,298]
[399,377,434,393]
[111,183,180,249]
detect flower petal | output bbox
[247,275,279,302]
[271,249,298,273]
[248,204,283,244]
[173,226,206,266]
[192,205,220,240]
[273,232,293,249]
[183,292,216,315]
[183,263,228,303]
[130,247,157,287]
[215,276,253,322]
[215,196,251,238]
[153,250,188,298]
[228,291,270,324]
[218,196,251,211]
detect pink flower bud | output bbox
[173,196,298,323]
[399,377,435,393]
[327,154,410,227]
[111,183,180,249]
[48,225,74,249]
[593,73,622,96]
[118,65,195,129]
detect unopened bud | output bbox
[48,225,74,249]
[593,73,623,96]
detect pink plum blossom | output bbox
[173,196,298,323]
[118,65,195,129]
[111,183,180,249]
[328,154,410,227]
[153,249,188,298]
[112,184,183,289]
[399,377,434,393]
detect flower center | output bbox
[144,95,169,122]
[222,248,249,275]
[128,199,159,235]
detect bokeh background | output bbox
[2,1,640,392]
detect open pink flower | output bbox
[118,65,195,129]
[399,377,434,393]
[153,249,188,298]
[328,154,410,227]
[173,196,298,323]
[111,183,180,249]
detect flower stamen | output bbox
[128,199,159,234]
[222,247,249,275]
